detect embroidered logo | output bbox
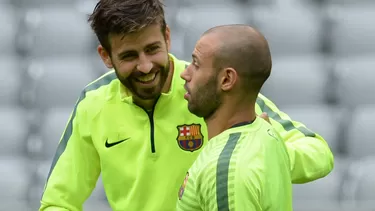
[176,124,204,152]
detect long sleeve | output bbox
[256,93,334,183]
[39,94,101,210]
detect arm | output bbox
[39,96,101,210]
[256,93,334,183]
[176,172,202,211]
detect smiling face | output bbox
[99,24,171,100]
[180,34,222,119]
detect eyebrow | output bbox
[117,41,163,59]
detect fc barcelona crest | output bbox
[176,124,204,152]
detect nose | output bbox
[137,54,153,74]
[180,65,191,81]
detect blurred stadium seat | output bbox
[13,0,77,8]
[250,4,324,56]
[325,3,375,57]
[0,157,32,200]
[0,201,32,211]
[169,27,186,61]
[84,201,112,211]
[341,157,375,209]
[345,105,375,159]
[292,156,343,210]
[0,3,17,56]
[281,104,344,154]
[87,176,107,201]
[0,56,22,106]
[261,55,330,106]
[83,202,112,211]
[333,55,375,106]
[85,176,110,209]
[0,107,29,156]
[16,6,94,58]
[324,0,374,6]
[23,57,97,109]
[164,2,178,28]
[164,3,185,59]
[353,160,375,205]
[176,3,249,60]
[28,162,51,197]
[35,107,72,159]
[179,0,237,6]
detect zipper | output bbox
[140,97,159,153]
[147,109,156,153]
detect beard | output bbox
[187,74,222,119]
[113,60,170,100]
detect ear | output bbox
[220,68,237,92]
[98,45,113,69]
[165,25,171,51]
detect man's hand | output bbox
[259,112,271,124]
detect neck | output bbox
[133,98,158,112]
[133,59,174,110]
[205,99,256,140]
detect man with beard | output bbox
[177,24,292,211]
[39,0,333,210]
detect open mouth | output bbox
[135,72,158,84]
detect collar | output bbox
[229,120,255,129]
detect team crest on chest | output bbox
[176,124,204,152]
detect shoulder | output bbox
[245,120,290,171]
[253,119,283,146]
[75,70,119,112]
[234,120,284,164]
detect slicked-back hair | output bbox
[88,0,167,53]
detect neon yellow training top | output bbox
[40,53,333,211]
[176,118,292,211]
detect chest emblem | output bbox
[176,124,204,152]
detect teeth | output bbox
[137,73,156,82]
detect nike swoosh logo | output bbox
[105,138,130,148]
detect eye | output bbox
[146,45,160,53]
[121,53,137,61]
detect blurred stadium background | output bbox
[0,0,374,210]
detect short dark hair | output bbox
[214,43,272,95]
[88,0,167,53]
[209,25,272,96]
